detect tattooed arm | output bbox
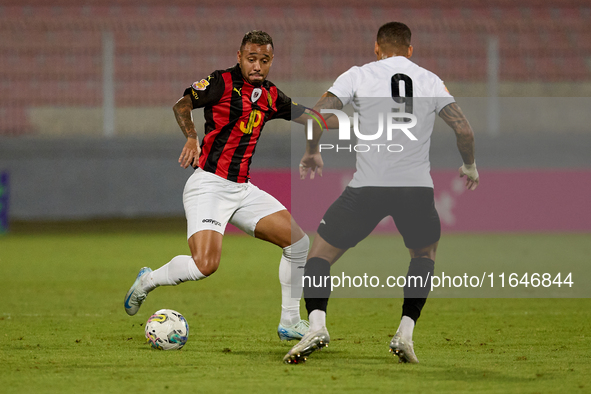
[291,93,343,131]
[307,92,344,150]
[439,102,474,164]
[173,95,201,169]
[439,102,479,190]
[173,95,197,139]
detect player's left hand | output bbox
[179,138,201,169]
[299,151,323,180]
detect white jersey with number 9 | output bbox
[327,56,455,188]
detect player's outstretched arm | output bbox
[173,95,201,169]
[309,92,344,143]
[298,92,343,179]
[439,102,479,190]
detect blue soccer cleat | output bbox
[124,267,152,316]
[277,320,310,341]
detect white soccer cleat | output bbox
[277,320,310,341]
[389,332,419,364]
[124,267,152,316]
[283,326,330,364]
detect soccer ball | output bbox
[145,309,189,350]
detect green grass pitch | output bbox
[1,229,590,393]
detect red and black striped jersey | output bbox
[184,64,306,183]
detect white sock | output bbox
[278,234,309,327]
[309,309,326,332]
[397,315,415,342]
[142,255,206,292]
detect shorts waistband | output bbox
[194,168,251,186]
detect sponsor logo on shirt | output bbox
[239,110,263,134]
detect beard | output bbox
[249,75,264,86]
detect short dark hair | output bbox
[240,30,274,50]
[377,22,411,51]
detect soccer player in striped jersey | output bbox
[124,30,317,343]
[284,22,479,364]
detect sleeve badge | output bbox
[192,79,210,91]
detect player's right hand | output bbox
[179,137,200,169]
[299,151,323,180]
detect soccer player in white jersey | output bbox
[284,22,479,364]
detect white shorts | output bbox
[183,168,286,239]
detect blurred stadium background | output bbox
[0,0,590,228]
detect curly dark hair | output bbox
[240,30,274,50]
